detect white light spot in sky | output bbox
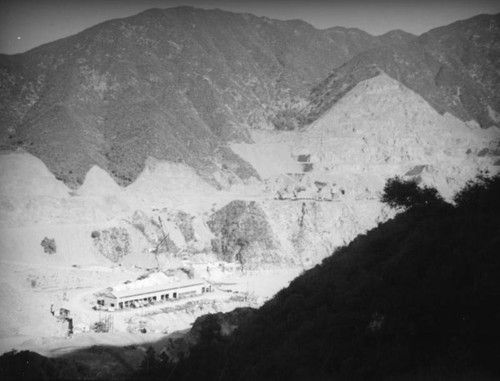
[17,36,21,40]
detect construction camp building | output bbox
[98,275,212,310]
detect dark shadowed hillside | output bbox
[423,14,500,107]
[137,175,500,381]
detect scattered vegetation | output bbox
[174,211,195,242]
[0,350,89,381]
[91,227,130,262]
[41,237,57,254]
[134,346,171,379]
[208,200,277,266]
[381,176,445,210]
[91,320,111,333]
[270,108,307,130]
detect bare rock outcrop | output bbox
[207,200,281,267]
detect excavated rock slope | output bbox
[1,74,498,271]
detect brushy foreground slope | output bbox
[148,175,500,381]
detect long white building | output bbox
[98,274,211,310]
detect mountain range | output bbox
[1,7,498,188]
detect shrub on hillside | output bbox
[0,349,88,380]
[453,174,500,211]
[41,237,57,254]
[91,227,130,262]
[381,176,445,210]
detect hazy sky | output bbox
[1,0,499,54]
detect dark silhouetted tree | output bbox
[453,174,500,211]
[381,176,444,210]
[140,346,160,375]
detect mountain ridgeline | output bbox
[0,8,499,188]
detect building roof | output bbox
[113,272,172,294]
[109,278,207,300]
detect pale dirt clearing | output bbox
[0,257,301,357]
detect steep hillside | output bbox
[1,72,497,273]
[302,13,500,128]
[2,8,497,188]
[422,13,500,109]
[0,7,384,188]
[233,73,500,201]
[4,72,495,270]
[143,176,500,381]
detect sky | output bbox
[1,0,499,54]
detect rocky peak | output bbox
[377,29,417,45]
[299,14,500,129]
